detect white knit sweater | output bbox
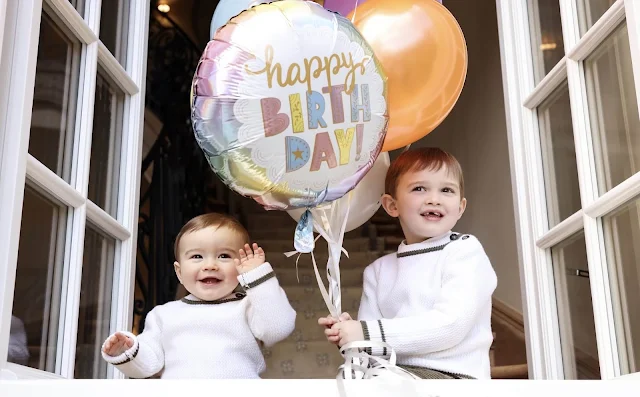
[101,262,296,379]
[357,232,497,379]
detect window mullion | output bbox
[497,0,551,379]
[109,0,149,380]
[56,1,101,379]
[559,0,621,379]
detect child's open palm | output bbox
[102,332,133,357]
[234,243,265,274]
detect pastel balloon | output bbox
[192,1,388,210]
[321,0,368,17]
[210,0,272,38]
[348,0,466,152]
[287,151,389,233]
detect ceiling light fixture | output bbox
[158,3,170,13]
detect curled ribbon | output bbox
[336,342,421,397]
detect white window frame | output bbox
[497,0,640,380]
[0,0,149,380]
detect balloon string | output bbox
[350,0,359,23]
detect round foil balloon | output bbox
[192,1,388,210]
[348,0,467,152]
[287,151,390,233]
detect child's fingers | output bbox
[339,312,352,321]
[125,338,134,348]
[239,247,248,261]
[327,335,341,343]
[324,328,339,337]
[255,246,265,258]
[318,316,337,327]
[244,243,253,258]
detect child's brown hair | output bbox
[173,213,250,259]
[385,147,464,198]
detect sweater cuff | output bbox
[101,332,139,365]
[237,262,276,290]
[361,320,389,357]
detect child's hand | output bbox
[318,312,352,345]
[234,243,265,274]
[331,319,364,347]
[102,332,133,357]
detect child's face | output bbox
[173,226,245,301]
[382,166,467,244]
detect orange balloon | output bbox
[348,0,467,152]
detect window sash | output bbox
[498,0,640,379]
[0,0,148,380]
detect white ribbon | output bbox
[336,342,421,397]
[285,194,418,394]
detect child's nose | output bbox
[202,261,219,271]
[425,191,441,204]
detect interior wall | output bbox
[402,0,523,313]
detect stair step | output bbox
[491,363,528,379]
[369,215,396,225]
[250,226,367,240]
[270,251,383,271]
[261,340,344,379]
[274,266,366,288]
[283,286,363,314]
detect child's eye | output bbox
[219,254,232,259]
[412,186,425,192]
[190,254,203,260]
[442,188,455,193]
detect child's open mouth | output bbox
[199,277,222,285]
[421,211,444,221]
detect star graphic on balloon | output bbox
[293,149,304,160]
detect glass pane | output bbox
[74,225,116,379]
[100,0,130,66]
[528,0,565,83]
[9,184,67,372]
[603,199,640,374]
[88,70,124,217]
[585,24,640,194]
[538,81,581,227]
[578,0,616,35]
[552,232,601,379]
[67,0,85,16]
[29,12,80,182]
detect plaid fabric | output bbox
[397,364,475,380]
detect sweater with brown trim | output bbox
[357,231,497,380]
[101,262,296,379]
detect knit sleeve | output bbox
[101,309,164,378]
[361,236,497,356]
[357,263,382,321]
[240,262,296,347]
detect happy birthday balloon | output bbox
[192,1,388,210]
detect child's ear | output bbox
[457,197,467,219]
[381,194,399,218]
[173,261,183,284]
